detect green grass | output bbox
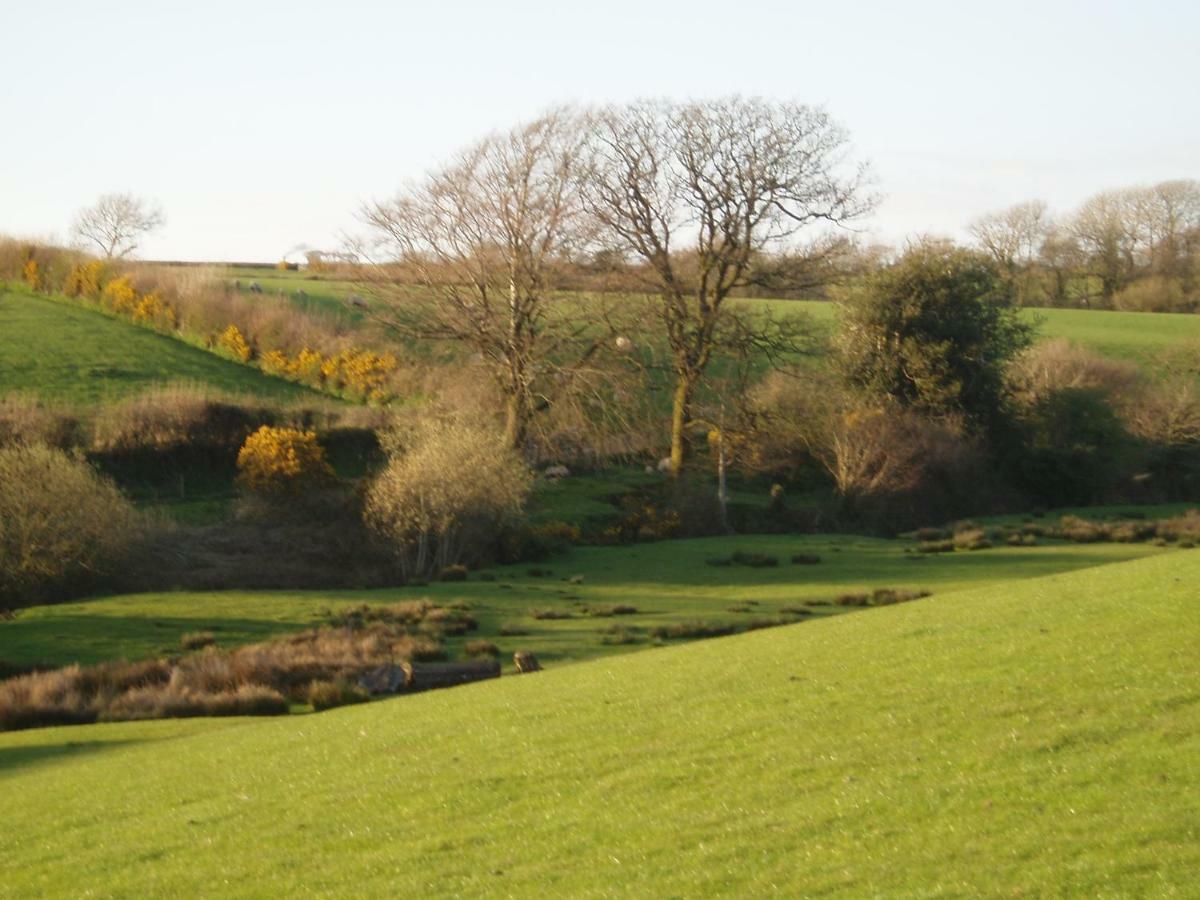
[754,299,1200,364]
[1,549,1196,895]
[0,290,321,406]
[0,534,1168,671]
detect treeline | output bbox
[969,180,1200,311]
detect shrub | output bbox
[790,553,821,565]
[464,640,500,658]
[365,420,532,579]
[308,678,369,711]
[499,623,529,636]
[181,631,216,651]
[236,426,334,495]
[217,324,254,362]
[0,444,141,608]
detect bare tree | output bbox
[71,192,165,258]
[968,200,1048,304]
[583,97,872,474]
[359,110,610,451]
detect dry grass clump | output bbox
[307,677,369,712]
[529,608,574,620]
[180,631,216,651]
[0,601,480,731]
[584,604,638,617]
[463,640,500,658]
[917,539,956,554]
[952,527,992,551]
[599,625,640,645]
[0,443,142,608]
[0,396,81,448]
[650,621,739,640]
[835,588,931,607]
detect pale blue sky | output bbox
[2,0,1196,260]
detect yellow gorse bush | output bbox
[22,258,40,290]
[256,346,397,401]
[102,276,139,315]
[64,260,108,297]
[217,324,254,362]
[236,425,334,494]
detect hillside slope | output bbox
[1,552,1197,896]
[0,290,321,405]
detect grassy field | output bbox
[1,549,1196,896]
[0,290,321,406]
[221,266,1200,365]
[0,533,1169,671]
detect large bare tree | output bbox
[583,97,872,474]
[71,192,165,259]
[359,110,606,450]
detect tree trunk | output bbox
[502,391,527,452]
[668,375,694,477]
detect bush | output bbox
[0,444,141,608]
[365,420,531,579]
[790,553,821,565]
[585,604,638,617]
[308,678,369,711]
[236,426,334,495]
[600,625,639,645]
[1012,388,1129,506]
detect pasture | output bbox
[0,289,321,406]
[0,533,1169,671]
[1,549,1196,895]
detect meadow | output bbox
[1,549,1196,895]
[224,267,1200,366]
[0,532,1169,671]
[0,289,321,405]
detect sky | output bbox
[1,0,1197,261]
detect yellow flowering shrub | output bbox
[102,276,138,314]
[319,348,398,401]
[289,348,325,383]
[236,426,334,494]
[132,292,177,329]
[260,349,291,376]
[217,324,254,362]
[22,258,40,290]
[64,260,107,298]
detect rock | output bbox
[513,650,542,674]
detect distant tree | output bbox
[583,97,872,474]
[71,192,165,259]
[968,200,1049,305]
[359,110,610,451]
[836,241,1033,430]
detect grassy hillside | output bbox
[219,266,1200,367]
[1,534,1166,670]
[0,290,322,405]
[1,550,1196,896]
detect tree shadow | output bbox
[0,738,145,776]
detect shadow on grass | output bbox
[0,738,146,776]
